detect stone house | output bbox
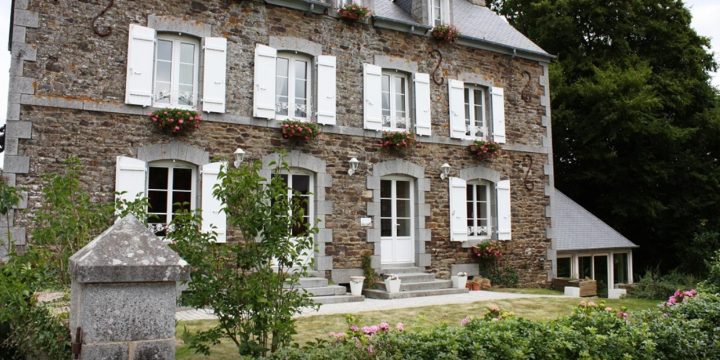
[4,0,556,293]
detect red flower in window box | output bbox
[430,24,460,43]
[379,131,416,153]
[280,119,320,143]
[468,140,501,161]
[149,108,202,136]
[338,4,371,22]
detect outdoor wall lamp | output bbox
[348,157,360,176]
[440,163,451,180]
[233,148,246,168]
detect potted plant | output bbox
[468,140,501,161]
[430,24,460,43]
[467,278,482,291]
[379,131,416,153]
[384,274,401,293]
[451,272,468,289]
[349,276,365,296]
[338,3,371,22]
[280,119,320,143]
[149,108,202,136]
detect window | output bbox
[578,256,593,279]
[147,160,197,236]
[380,179,413,238]
[337,0,358,7]
[557,257,572,278]
[466,180,493,239]
[431,0,443,26]
[614,253,629,284]
[381,71,410,130]
[464,85,488,139]
[274,171,314,236]
[154,34,200,108]
[276,53,312,120]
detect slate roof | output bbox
[371,0,551,58]
[553,190,638,251]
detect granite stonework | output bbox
[70,216,190,360]
[8,0,553,286]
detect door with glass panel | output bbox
[380,178,415,264]
[273,171,315,268]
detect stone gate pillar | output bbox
[69,215,190,360]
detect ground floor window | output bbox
[614,252,629,284]
[147,160,197,236]
[557,257,572,278]
[274,171,314,237]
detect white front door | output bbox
[380,178,415,264]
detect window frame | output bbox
[275,52,313,121]
[277,169,315,237]
[556,256,573,278]
[336,0,359,7]
[380,176,415,240]
[466,179,493,241]
[381,70,412,131]
[146,160,198,235]
[152,33,200,110]
[429,0,449,27]
[464,84,489,140]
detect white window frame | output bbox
[153,34,200,109]
[337,0,359,7]
[275,52,313,121]
[279,169,315,237]
[146,160,198,234]
[380,176,415,240]
[464,85,488,140]
[466,179,493,240]
[381,70,412,131]
[429,0,449,27]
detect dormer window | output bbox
[429,0,450,26]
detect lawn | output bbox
[176,296,660,359]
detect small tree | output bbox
[172,159,318,357]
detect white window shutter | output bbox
[491,87,506,143]
[125,24,156,106]
[449,177,468,242]
[253,44,277,119]
[363,63,383,131]
[448,79,466,139]
[115,156,147,205]
[201,162,227,243]
[316,55,337,125]
[414,72,432,136]
[496,179,511,240]
[202,37,227,113]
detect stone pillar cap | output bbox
[69,215,190,283]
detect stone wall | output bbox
[8,0,553,286]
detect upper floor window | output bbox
[337,0,359,7]
[276,53,312,120]
[147,160,197,236]
[381,71,410,130]
[464,85,488,139]
[430,0,449,26]
[154,35,200,108]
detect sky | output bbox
[0,0,718,168]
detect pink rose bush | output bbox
[149,108,201,136]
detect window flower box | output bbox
[149,109,202,136]
[280,119,320,143]
[380,131,416,153]
[338,4,371,22]
[468,140,501,161]
[430,24,459,43]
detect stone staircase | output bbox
[296,276,365,305]
[363,265,469,299]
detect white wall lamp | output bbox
[233,148,246,168]
[440,163,451,180]
[348,157,360,176]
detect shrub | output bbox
[629,268,699,299]
[149,108,202,136]
[699,250,720,294]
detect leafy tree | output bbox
[172,159,317,357]
[490,0,720,273]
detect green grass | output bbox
[176,296,660,359]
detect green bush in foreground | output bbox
[271,294,720,360]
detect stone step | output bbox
[375,279,453,292]
[305,285,347,297]
[299,277,329,288]
[388,272,436,283]
[380,266,425,274]
[363,287,469,300]
[312,294,365,305]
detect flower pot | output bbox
[338,10,360,21]
[349,276,365,296]
[452,275,468,289]
[384,278,401,293]
[470,283,481,291]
